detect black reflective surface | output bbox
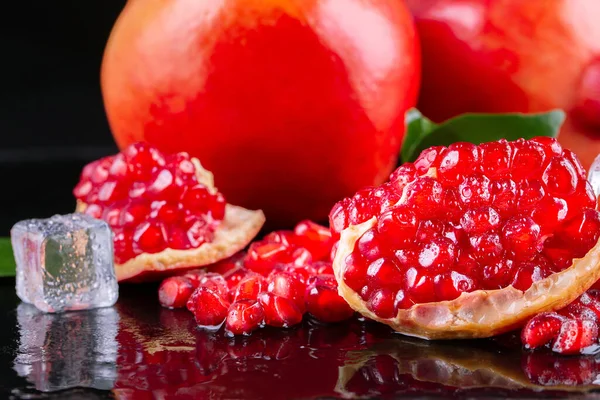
[2,279,600,399]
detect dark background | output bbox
[1,1,127,234]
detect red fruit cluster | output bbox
[158,221,354,335]
[74,143,226,263]
[330,138,600,319]
[522,290,600,354]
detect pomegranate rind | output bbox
[76,157,265,281]
[335,338,600,395]
[333,218,600,340]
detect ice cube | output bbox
[14,303,119,392]
[11,213,118,313]
[588,154,600,197]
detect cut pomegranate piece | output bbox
[330,138,600,339]
[74,143,265,281]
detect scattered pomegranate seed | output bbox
[258,292,303,328]
[159,221,354,335]
[226,300,264,336]
[305,275,354,322]
[522,291,600,354]
[187,287,230,328]
[158,276,195,309]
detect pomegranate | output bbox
[159,221,354,335]
[330,138,600,339]
[101,0,420,226]
[405,0,600,169]
[74,143,265,281]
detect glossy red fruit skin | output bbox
[102,0,421,227]
[406,0,600,169]
[158,276,195,309]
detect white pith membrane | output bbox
[332,169,600,340]
[77,158,265,282]
[335,338,599,395]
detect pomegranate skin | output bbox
[406,0,600,169]
[102,0,421,227]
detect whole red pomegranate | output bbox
[101,0,420,227]
[406,0,600,169]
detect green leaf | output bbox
[0,237,15,277]
[401,109,566,163]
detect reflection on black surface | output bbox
[10,285,600,399]
[336,337,600,398]
[14,304,118,393]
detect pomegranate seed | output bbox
[377,207,418,247]
[521,312,563,349]
[543,157,578,196]
[404,177,444,218]
[366,258,404,291]
[367,288,396,318]
[405,267,435,304]
[158,276,195,308]
[258,292,303,328]
[305,275,354,323]
[187,287,230,327]
[460,206,500,234]
[434,271,474,301]
[489,178,518,216]
[342,254,368,293]
[356,229,384,262]
[133,221,167,253]
[458,174,491,207]
[518,180,546,212]
[479,139,512,177]
[124,142,165,180]
[417,237,456,273]
[435,142,479,185]
[390,163,417,189]
[510,263,546,291]
[560,210,600,255]
[480,259,513,289]
[226,300,264,335]
[293,220,333,261]
[413,146,444,173]
[267,270,306,313]
[501,217,541,261]
[511,139,546,180]
[233,274,265,302]
[313,261,334,275]
[469,232,502,264]
[531,196,568,233]
[194,272,229,298]
[329,199,350,235]
[552,319,598,355]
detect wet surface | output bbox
[2,279,600,399]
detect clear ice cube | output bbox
[589,154,600,197]
[11,213,118,313]
[14,303,119,392]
